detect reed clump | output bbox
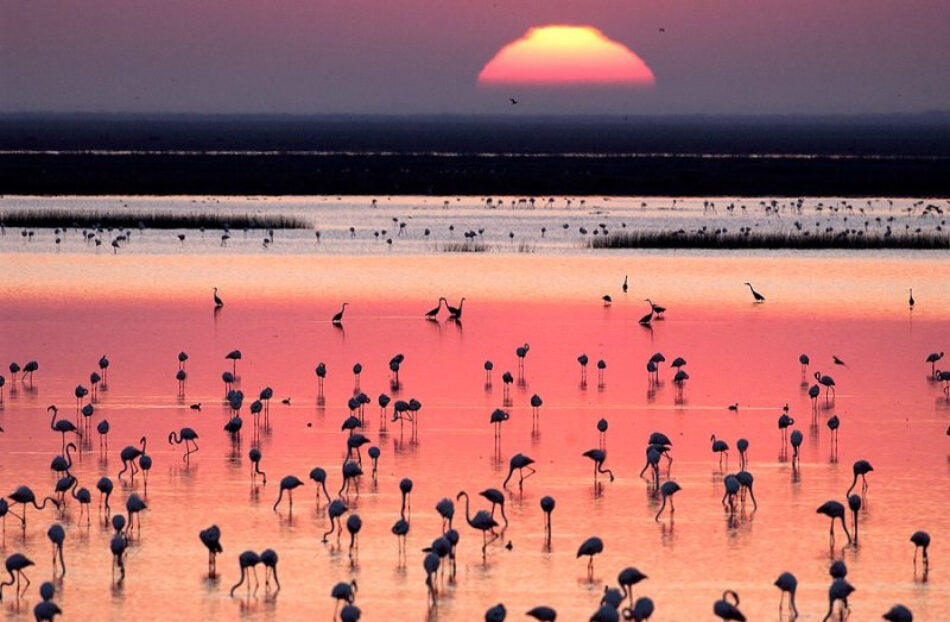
[440,241,487,253]
[0,209,310,230]
[589,228,949,250]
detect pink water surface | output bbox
[0,252,948,620]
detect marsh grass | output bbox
[440,241,487,253]
[0,209,310,230]
[589,229,949,250]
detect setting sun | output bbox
[478,25,656,87]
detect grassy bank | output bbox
[590,229,949,250]
[0,209,310,230]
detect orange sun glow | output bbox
[478,25,656,87]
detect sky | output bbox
[1,1,949,115]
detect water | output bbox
[1,195,947,256]
[0,199,948,620]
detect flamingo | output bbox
[908,288,914,309]
[436,498,455,532]
[618,567,647,606]
[576,536,603,578]
[655,481,681,521]
[736,439,749,469]
[774,572,798,618]
[33,583,62,621]
[736,471,757,509]
[911,531,930,568]
[49,406,80,451]
[225,350,242,373]
[117,437,146,479]
[321,499,348,542]
[502,453,536,489]
[331,580,358,615]
[526,605,557,621]
[424,552,440,604]
[346,514,362,558]
[638,307,654,326]
[309,468,331,505]
[714,590,745,621]
[47,524,66,577]
[0,553,35,600]
[645,298,665,316]
[516,343,530,370]
[339,461,363,496]
[249,448,267,483]
[622,597,654,621]
[847,460,873,497]
[583,449,615,482]
[540,496,555,544]
[722,475,740,513]
[790,430,803,465]
[490,409,509,438]
[822,578,855,622]
[480,488,508,528]
[778,413,795,443]
[710,435,730,468]
[622,275,628,293]
[814,371,836,398]
[110,517,128,580]
[273,476,304,512]
[50,443,76,477]
[848,494,862,543]
[485,603,506,621]
[817,501,852,544]
[168,428,199,461]
[456,491,499,556]
[883,605,913,622]
[229,551,261,596]
[97,477,114,513]
[199,525,223,577]
[125,494,147,532]
[799,354,810,376]
[213,287,223,308]
[260,549,280,593]
[7,486,59,530]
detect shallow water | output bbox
[1,244,948,620]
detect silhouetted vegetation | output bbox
[440,241,487,252]
[0,209,309,230]
[589,229,949,250]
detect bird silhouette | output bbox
[744,282,765,302]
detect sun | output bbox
[478,25,655,87]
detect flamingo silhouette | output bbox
[229,551,262,596]
[583,449,615,482]
[456,491,498,556]
[0,553,35,600]
[817,501,852,544]
[168,428,199,461]
[713,590,745,620]
[502,453,535,489]
[774,572,798,618]
[273,476,304,512]
[576,536,603,578]
[199,525,223,577]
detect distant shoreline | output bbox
[2,151,949,197]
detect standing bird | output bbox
[713,590,745,621]
[456,491,499,556]
[229,551,262,596]
[618,567,647,606]
[424,297,445,320]
[799,354,810,376]
[622,275,628,293]
[309,467,330,506]
[638,305,654,326]
[848,495,862,544]
[423,552,440,604]
[540,496,555,545]
[736,439,749,469]
[622,598,654,622]
[260,549,279,593]
[516,343,531,371]
[645,298,666,317]
[774,572,799,618]
[47,524,66,577]
[577,536,604,579]
[655,481,681,521]
[249,448,267,483]
[446,297,465,320]
[526,605,557,621]
[117,436,147,479]
[168,428,199,461]
[485,603,507,622]
[846,460,873,497]
[213,287,224,308]
[602,295,612,306]
[273,476,304,512]
[436,498,455,532]
[823,578,855,622]
[817,501,852,544]
[790,430,803,465]
[908,288,914,309]
[744,282,765,303]
[502,453,536,489]
[583,449,615,482]
[7,486,59,530]
[710,435,730,468]
[0,553,35,600]
[346,514,362,559]
[199,525,223,577]
[814,372,836,398]
[332,303,349,325]
[926,352,944,377]
[910,531,930,569]
[32,581,62,621]
[49,406,80,451]
[883,605,913,622]
[736,471,757,509]
[321,499,348,542]
[480,488,508,528]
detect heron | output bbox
[332,303,349,324]
[213,287,224,308]
[446,297,465,320]
[744,282,765,302]
[645,298,666,316]
[425,298,445,320]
